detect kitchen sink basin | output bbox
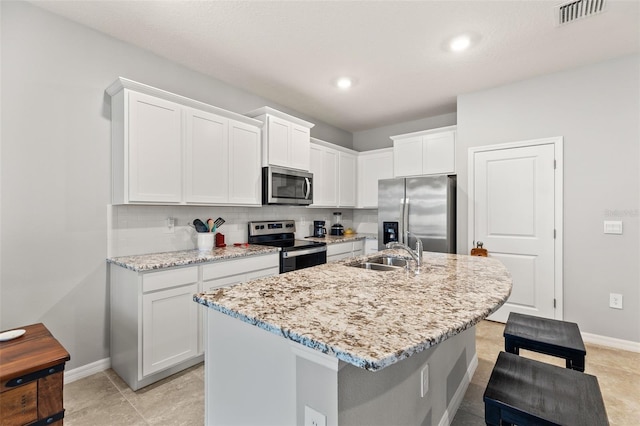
[347,256,408,272]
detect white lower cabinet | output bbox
[198,254,279,354]
[109,253,279,390]
[327,240,365,262]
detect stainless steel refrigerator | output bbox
[378,175,456,253]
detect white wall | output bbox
[0,1,351,369]
[457,55,640,342]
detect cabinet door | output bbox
[142,282,198,376]
[184,109,229,203]
[339,152,357,207]
[309,144,324,205]
[229,121,261,205]
[393,136,423,177]
[357,150,393,208]
[290,124,311,171]
[310,145,338,207]
[267,116,290,168]
[423,131,455,175]
[128,91,182,202]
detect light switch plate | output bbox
[603,220,623,235]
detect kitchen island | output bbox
[194,250,511,425]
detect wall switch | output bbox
[609,293,623,309]
[420,364,429,398]
[304,406,326,426]
[604,221,623,234]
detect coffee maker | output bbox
[330,212,344,236]
[313,221,327,238]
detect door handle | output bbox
[403,198,410,244]
[304,178,311,199]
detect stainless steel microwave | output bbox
[262,166,313,205]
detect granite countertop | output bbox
[304,234,368,244]
[195,250,512,371]
[108,245,280,272]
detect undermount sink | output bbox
[347,256,408,272]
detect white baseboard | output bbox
[582,332,640,353]
[437,353,479,426]
[64,357,111,384]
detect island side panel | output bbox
[337,327,477,426]
[204,308,297,425]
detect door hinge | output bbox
[553,229,556,239]
[554,159,557,169]
[553,298,557,308]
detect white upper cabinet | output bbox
[392,126,456,177]
[339,151,357,207]
[184,109,229,204]
[107,77,263,205]
[246,107,314,171]
[309,143,338,207]
[228,121,261,204]
[126,91,183,203]
[309,138,356,208]
[356,148,393,208]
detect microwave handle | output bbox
[304,177,311,199]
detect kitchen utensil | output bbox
[193,219,209,233]
[207,218,214,232]
[330,212,344,236]
[213,217,225,229]
[0,329,26,341]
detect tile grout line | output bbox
[103,371,151,425]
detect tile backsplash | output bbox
[108,205,378,257]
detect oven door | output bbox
[263,166,313,205]
[281,247,327,273]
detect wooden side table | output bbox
[0,323,70,425]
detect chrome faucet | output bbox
[385,232,423,269]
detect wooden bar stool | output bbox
[484,351,608,426]
[504,312,586,371]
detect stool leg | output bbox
[570,355,585,372]
[504,338,519,355]
[484,403,501,426]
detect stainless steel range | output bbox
[248,220,327,273]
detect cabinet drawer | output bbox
[327,242,353,256]
[142,267,198,293]
[0,382,37,426]
[202,254,278,281]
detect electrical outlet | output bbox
[164,217,175,234]
[420,364,429,398]
[304,406,326,426]
[609,293,623,309]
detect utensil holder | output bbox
[197,233,214,251]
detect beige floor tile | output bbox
[450,407,485,426]
[64,372,122,413]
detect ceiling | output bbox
[30,1,640,133]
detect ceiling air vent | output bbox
[555,0,607,26]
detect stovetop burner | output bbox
[248,220,326,252]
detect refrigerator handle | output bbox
[403,197,410,245]
[399,198,405,244]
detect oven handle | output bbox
[282,246,327,258]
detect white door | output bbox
[470,139,561,322]
[338,152,356,207]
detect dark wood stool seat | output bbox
[484,351,608,426]
[504,312,586,371]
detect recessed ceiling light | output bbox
[336,77,353,90]
[449,35,471,52]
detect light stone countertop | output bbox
[303,234,367,244]
[195,250,512,371]
[107,245,280,272]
